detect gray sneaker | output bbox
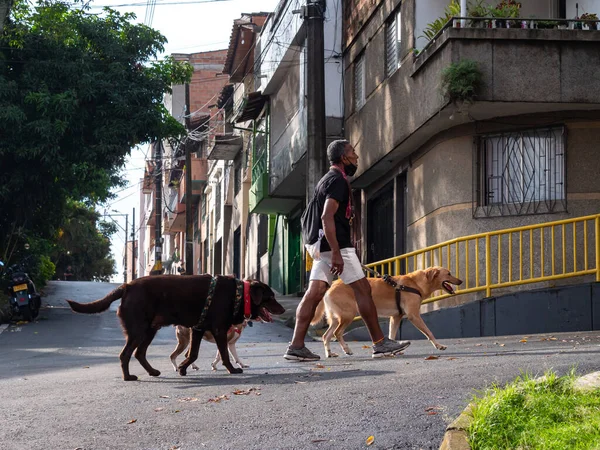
[284,345,321,361]
[372,338,411,358]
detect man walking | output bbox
[284,140,410,361]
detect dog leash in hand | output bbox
[361,264,422,315]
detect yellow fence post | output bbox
[486,234,491,297]
[596,217,600,282]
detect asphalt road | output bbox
[1,280,600,450]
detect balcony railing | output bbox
[366,214,600,304]
[416,17,600,61]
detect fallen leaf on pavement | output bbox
[447,357,457,360]
[425,406,442,412]
[427,411,438,415]
[127,419,137,424]
[475,343,482,347]
[169,446,181,450]
[294,381,307,384]
[311,439,329,443]
[499,344,505,347]
[313,363,325,369]
[207,395,230,403]
[362,345,370,349]
[366,435,375,446]
[154,408,164,412]
[16,321,28,325]
[520,339,528,343]
[549,337,557,341]
[233,387,261,395]
[159,395,170,399]
[83,366,89,369]
[425,355,439,360]
[178,397,199,402]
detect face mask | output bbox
[344,162,358,177]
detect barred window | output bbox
[354,52,366,110]
[385,8,401,77]
[475,126,566,217]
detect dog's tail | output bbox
[310,297,327,327]
[67,285,126,314]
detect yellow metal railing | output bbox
[366,213,600,305]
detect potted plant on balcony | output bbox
[468,0,490,28]
[536,20,559,29]
[492,0,521,28]
[580,12,598,30]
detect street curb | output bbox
[439,371,600,450]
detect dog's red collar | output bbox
[243,281,251,319]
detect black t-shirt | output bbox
[302,169,352,252]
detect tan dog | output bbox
[312,267,463,357]
[170,323,249,371]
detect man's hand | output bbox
[331,249,344,276]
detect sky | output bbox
[93,0,282,282]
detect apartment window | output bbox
[475,126,566,217]
[354,52,366,110]
[215,182,221,225]
[385,8,401,77]
[201,194,207,219]
[234,157,242,197]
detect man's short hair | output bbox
[327,139,350,164]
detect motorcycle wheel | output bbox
[19,306,34,322]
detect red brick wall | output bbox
[344,0,380,47]
[187,49,229,119]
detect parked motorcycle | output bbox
[0,258,41,321]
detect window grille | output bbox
[385,9,401,77]
[215,182,221,225]
[355,53,365,110]
[474,126,566,217]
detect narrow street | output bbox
[1,281,600,450]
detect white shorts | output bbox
[309,247,365,286]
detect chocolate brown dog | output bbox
[67,275,284,381]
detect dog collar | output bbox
[243,281,251,319]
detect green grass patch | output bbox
[468,369,600,450]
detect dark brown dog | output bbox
[67,275,284,381]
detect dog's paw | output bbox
[148,369,161,377]
[178,367,187,377]
[326,352,339,358]
[239,363,250,368]
[192,364,199,370]
[344,350,353,356]
[437,344,447,351]
[228,367,243,374]
[124,374,138,381]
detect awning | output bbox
[235,91,268,123]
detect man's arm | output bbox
[322,198,344,274]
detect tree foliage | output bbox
[51,201,116,281]
[0,0,192,273]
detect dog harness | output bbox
[361,265,422,315]
[194,277,251,331]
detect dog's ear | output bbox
[426,268,440,283]
[249,281,265,305]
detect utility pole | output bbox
[304,0,327,201]
[124,214,128,283]
[185,83,193,275]
[131,207,136,280]
[151,140,163,275]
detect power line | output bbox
[90,0,234,7]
